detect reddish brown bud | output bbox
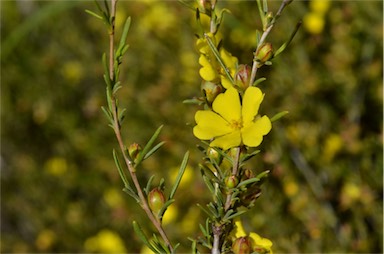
[235,64,251,90]
[148,188,166,215]
[232,237,252,254]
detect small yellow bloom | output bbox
[303,12,325,34]
[232,219,273,254]
[196,34,238,88]
[310,0,331,15]
[193,86,271,150]
[249,232,273,254]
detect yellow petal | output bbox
[233,219,247,238]
[199,55,218,81]
[220,48,238,70]
[212,87,241,123]
[249,232,273,249]
[220,75,233,89]
[241,116,271,147]
[242,87,264,124]
[210,131,241,150]
[193,110,231,140]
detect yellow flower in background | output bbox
[84,229,126,253]
[304,0,331,35]
[44,157,68,176]
[303,12,325,35]
[193,86,271,150]
[310,0,331,15]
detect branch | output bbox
[249,0,292,86]
[107,0,173,251]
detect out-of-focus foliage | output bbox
[1,0,382,253]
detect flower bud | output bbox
[241,168,254,181]
[197,0,212,14]
[235,64,251,90]
[201,81,222,103]
[128,143,142,161]
[232,237,252,254]
[148,188,166,215]
[225,175,239,189]
[255,43,273,65]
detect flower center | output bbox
[229,119,243,130]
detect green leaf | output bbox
[197,203,215,219]
[144,175,156,195]
[135,125,164,165]
[237,177,261,188]
[85,9,103,20]
[274,20,302,57]
[225,209,247,221]
[255,170,270,180]
[158,199,175,220]
[133,221,157,253]
[113,149,130,187]
[253,77,266,86]
[101,106,113,124]
[271,111,289,122]
[240,149,260,163]
[143,141,166,161]
[169,151,189,200]
[117,17,131,53]
[123,186,140,203]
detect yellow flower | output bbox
[249,232,273,254]
[303,12,325,34]
[232,219,273,254]
[193,86,271,150]
[197,34,238,88]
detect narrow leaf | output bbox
[237,177,261,188]
[123,186,140,203]
[271,111,289,122]
[117,17,131,53]
[159,199,175,220]
[204,33,235,85]
[113,149,129,187]
[253,77,266,86]
[240,149,260,163]
[135,125,164,165]
[85,9,103,20]
[169,151,189,199]
[225,209,247,221]
[133,221,157,253]
[144,175,156,195]
[143,141,166,161]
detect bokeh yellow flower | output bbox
[193,86,271,150]
[84,229,127,253]
[303,12,325,35]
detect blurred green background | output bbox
[1,0,382,253]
